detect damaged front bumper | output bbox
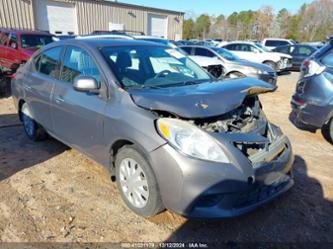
[149,124,294,218]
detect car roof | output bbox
[54,38,167,48]
[224,41,255,45]
[76,34,134,40]
[134,35,165,40]
[263,38,291,41]
[0,28,52,36]
[180,45,217,49]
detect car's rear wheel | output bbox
[264,61,277,71]
[115,145,164,217]
[21,103,47,141]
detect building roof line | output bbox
[94,0,185,15]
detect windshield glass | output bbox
[255,43,270,52]
[20,34,54,49]
[100,46,211,88]
[212,47,240,61]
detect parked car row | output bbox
[2,28,332,219]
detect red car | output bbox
[0,29,54,75]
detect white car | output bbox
[189,56,224,78]
[262,38,296,50]
[221,41,292,72]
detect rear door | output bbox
[25,46,63,130]
[51,45,107,158]
[292,46,314,68]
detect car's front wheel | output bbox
[21,103,47,141]
[115,145,164,217]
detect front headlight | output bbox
[243,67,268,75]
[156,118,230,163]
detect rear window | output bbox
[265,40,289,47]
[321,49,333,67]
[21,34,53,49]
[35,47,63,78]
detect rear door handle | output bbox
[55,96,64,104]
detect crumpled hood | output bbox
[128,77,275,119]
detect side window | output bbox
[181,47,192,54]
[9,33,18,48]
[295,46,313,56]
[0,32,9,46]
[321,50,333,67]
[194,48,215,57]
[224,44,236,51]
[249,45,260,53]
[276,46,290,54]
[61,46,101,84]
[35,47,62,79]
[239,44,251,52]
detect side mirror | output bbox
[73,76,99,93]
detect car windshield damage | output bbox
[100,46,211,88]
[20,35,54,49]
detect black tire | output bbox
[115,145,164,217]
[21,103,47,141]
[322,118,333,144]
[264,61,277,71]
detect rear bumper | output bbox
[290,94,332,129]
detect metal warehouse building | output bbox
[0,0,184,40]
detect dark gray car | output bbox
[273,44,317,71]
[291,39,333,143]
[181,45,277,85]
[12,39,294,218]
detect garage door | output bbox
[147,14,167,38]
[34,0,78,35]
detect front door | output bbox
[51,45,106,158]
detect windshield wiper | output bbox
[126,85,163,90]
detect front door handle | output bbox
[55,96,64,104]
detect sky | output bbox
[120,0,313,17]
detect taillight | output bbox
[303,60,326,77]
[303,60,310,67]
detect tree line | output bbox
[183,0,333,42]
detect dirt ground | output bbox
[0,72,332,245]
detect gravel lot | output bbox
[0,72,332,245]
